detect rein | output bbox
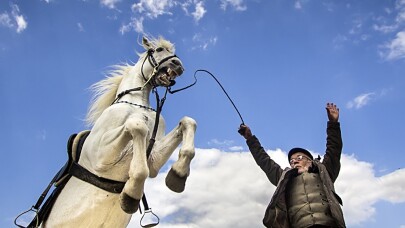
[109,86,165,228]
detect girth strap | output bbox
[69,162,125,194]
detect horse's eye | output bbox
[156,47,164,52]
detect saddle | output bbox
[54,130,91,186]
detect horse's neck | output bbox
[117,67,152,106]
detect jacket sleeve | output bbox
[322,121,343,183]
[246,136,283,186]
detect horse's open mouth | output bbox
[156,67,182,87]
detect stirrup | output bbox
[14,206,39,228]
[140,208,160,228]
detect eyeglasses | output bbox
[289,155,311,165]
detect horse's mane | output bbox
[85,36,175,127]
[85,65,130,126]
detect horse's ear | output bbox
[142,37,152,50]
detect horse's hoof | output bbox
[120,192,140,214]
[165,168,187,193]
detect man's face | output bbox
[289,152,312,174]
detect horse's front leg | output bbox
[149,116,197,193]
[119,117,149,214]
[166,116,197,192]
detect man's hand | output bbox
[238,124,253,140]
[326,102,339,122]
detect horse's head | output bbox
[85,36,184,126]
[141,36,184,87]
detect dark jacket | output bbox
[246,121,346,228]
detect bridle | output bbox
[111,47,181,105]
[142,48,182,87]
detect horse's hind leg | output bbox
[119,118,149,214]
[165,116,197,193]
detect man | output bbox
[238,103,346,228]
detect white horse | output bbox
[43,36,197,227]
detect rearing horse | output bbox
[43,36,197,227]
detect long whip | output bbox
[169,69,245,125]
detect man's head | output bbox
[288,148,313,174]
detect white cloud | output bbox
[14,15,27,33]
[332,34,349,49]
[346,92,375,109]
[370,1,405,60]
[101,0,121,9]
[322,2,336,12]
[374,1,405,60]
[120,17,144,34]
[334,15,372,48]
[126,148,405,227]
[208,138,234,146]
[294,1,302,10]
[179,0,191,14]
[229,146,243,151]
[77,22,85,32]
[220,0,247,11]
[396,0,405,23]
[336,155,405,225]
[373,24,398,33]
[116,1,215,50]
[380,31,405,60]
[131,0,175,19]
[191,33,218,50]
[347,89,391,109]
[128,148,272,228]
[0,4,27,33]
[36,130,47,141]
[0,12,13,28]
[373,0,405,35]
[11,4,27,33]
[191,1,206,23]
[349,18,363,35]
[124,0,177,35]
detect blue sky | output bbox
[1,0,405,227]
